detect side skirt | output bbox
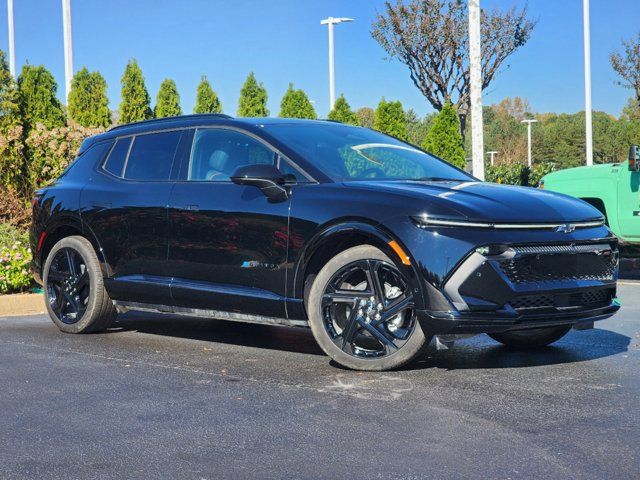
[114,300,309,329]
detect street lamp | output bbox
[7,0,15,77]
[468,0,484,180]
[487,151,498,166]
[583,0,593,166]
[521,119,538,167]
[320,16,353,111]
[62,0,73,103]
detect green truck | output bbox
[541,146,640,245]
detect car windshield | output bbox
[263,123,473,182]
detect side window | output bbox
[278,157,308,183]
[188,128,275,181]
[124,130,181,181]
[103,137,132,177]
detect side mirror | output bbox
[230,164,289,202]
[629,145,640,172]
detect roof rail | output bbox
[109,113,233,132]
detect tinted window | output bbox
[103,137,131,177]
[264,124,473,182]
[188,128,275,181]
[124,130,181,181]
[278,157,307,183]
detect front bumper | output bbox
[417,301,620,334]
[417,239,620,334]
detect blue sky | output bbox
[1,0,638,118]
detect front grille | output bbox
[500,244,617,284]
[510,288,613,311]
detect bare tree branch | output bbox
[371,0,536,138]
[611,33,640,110]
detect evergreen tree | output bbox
[68,67,111,127]
[194,76,222,114]
[119,59,153,123]
[155,78,182,118]
[17,64,65,131]
[328,94,358,125]
[406,109,434,147]
[422,101,465,168]
[0,49,25,191]
[278,83,316,119]
[237,72,269,117]
[356,107,375,128]
[374,98,407,140]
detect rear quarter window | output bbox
[103,137,132,177]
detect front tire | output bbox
[307,245,428,371]
[43,236,116,333]
[488,325,571,349]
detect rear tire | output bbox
[307,245,428,371]
[488,325,571,349]
[43,236,116,333]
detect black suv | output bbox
[30,114,620,370]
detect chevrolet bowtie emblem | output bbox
[555,224,576,233]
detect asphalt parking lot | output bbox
[1,282,639,480]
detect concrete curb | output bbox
[0,293,45,317]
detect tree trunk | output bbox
[458,112,467,143]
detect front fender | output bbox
[289,218,428,313]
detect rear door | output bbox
[81,129,186,304]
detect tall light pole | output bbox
[62,0,73,103]
[521,119,538,167]
[487,151,498,166]
[468,0,484,180]
[7,0,15,77]
[583,0,593,166]
[320,16,353,112]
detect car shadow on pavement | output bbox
[110,311,630,371]
[410,328,631,371]
[109,311,325,356]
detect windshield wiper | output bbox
[415,177,463,182]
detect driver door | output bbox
[167,127,292,317]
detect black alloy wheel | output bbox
[46,247,90,324]
[307,245,429,371]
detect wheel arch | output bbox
[580,197,609,225]
[292,219,426,312]
[39,216,109,279]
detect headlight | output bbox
[411,215,605,230]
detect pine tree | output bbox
[0,49,25,191]
[422,101,465,168]
[119,59,153,123]
[373,98,407,140]
[17,64,65,131]
[194,76,222,114]
[68,67,111,127]
[278,83,316,119]
[155,78,182,118]
[328,94,358,125]
[237,72,269,117]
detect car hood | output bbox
[343,180,603,223]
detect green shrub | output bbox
[485,163,530,186]
[485,162,556,187]
[529,162,556,187]
[0,223,32,294]
[25,122,104,194]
